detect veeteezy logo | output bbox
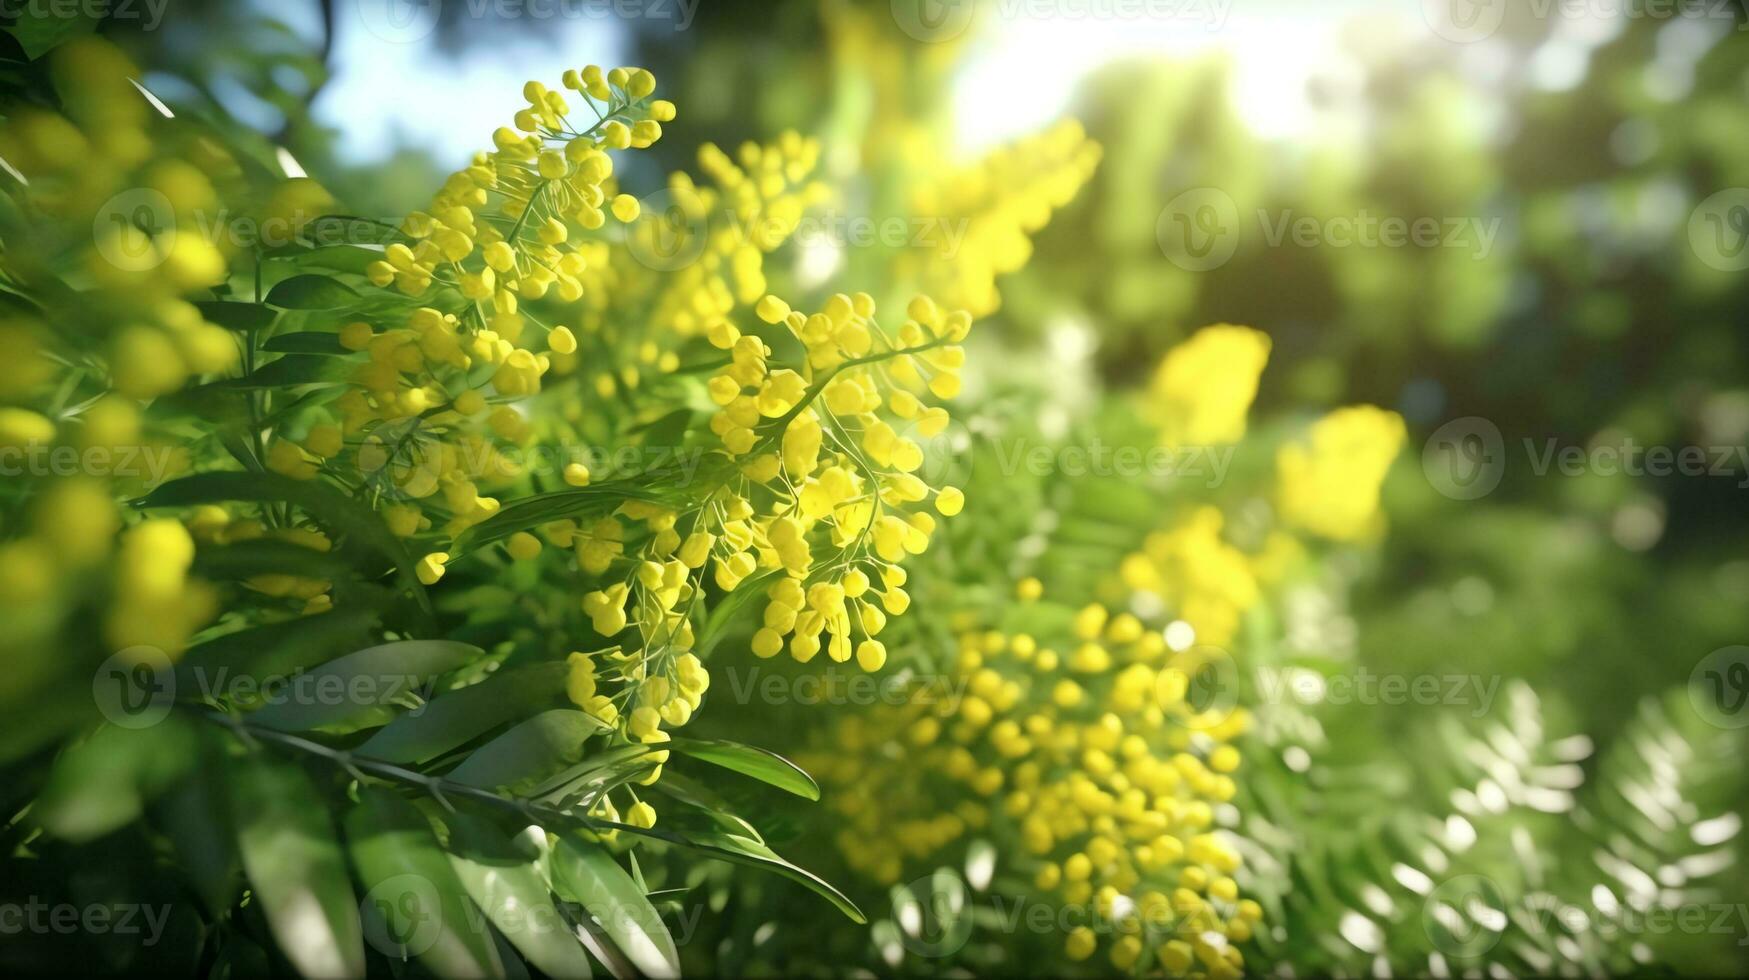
[891,0,1231,43]
[93,645,441,729]
[1,0,170,32]
[1257,666,1502,718]
[1423,416,1749,500]
[355,0,698,44]
[1158,189,1503,272]
[720,665,969,709]
[1426,0,1746,45]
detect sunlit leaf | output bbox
[344,787,504,978]
[231,759,365,979]
[668,737,819,800]
[550,835,679,978]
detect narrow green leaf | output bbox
[453,459,729,554]
[245,639,481,734]
[549,836,680,978]
[668,737,819,800]
[178,604,381,693]
[293,243,386,274]
[216,354,348,389]
[193,539,357,583]
[344,788,504,979]
[645,772,764,841]
[265,274,361,310]
[137,471,431,621]
[303,215,404,247]
[628,408,692,446]
[261,331,349,355]
[258,387,347,429]
[447,709,605,794]
[197,300,277,332]
[453,488,644,554]
[358,661,568,764]
[231,759,366,979]
[527,744,657,806]
[695,569,781,658]
[446,814,593,978]
[613,822,864,924]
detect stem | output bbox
[756,334,955,453]
[201,709,627,835]
[506,180,551,247]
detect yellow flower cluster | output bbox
[801,325,1405,974]
[529,291,977,826]
[896,119,1103,317]
[1121,325,1403,641]
[0,40,236,399]
[1275,405,1407,542]
[367,65,671,300]
[1147,324,1272,448]
[808,582,1258,976]
[567,132,831,399]
[262,66,675,544]
[0,39,244,659]
[1118,507,1281,650]
[708,292,971,668]
[817,6,1101,319]
[509,288,979,832]
[558,643,709,831]
[107,519,218,654]
[282,71,988,827]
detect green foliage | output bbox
[4,3,1748,977]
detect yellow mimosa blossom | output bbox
[1276,405,1407,542]
[1148,324,1272,447]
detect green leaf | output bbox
[446,814,593,979]
[549,835,680,978]
[292,244,384,275]
[668,737,819,801]
[302,215,403,247]
[258,387,347,429]
[695,569,781,658]
[34,718,197,842]
[527,744,657,806]
[153,745,240,916]
[217,354,348,389]
[261,331,349,355]
[453,459,729,554]
[645,772,764,841]
[137,471,431,621]
[178,604,382,693]
[0,681,100,765]
[358,661,568,764]
[231,759,366,979]
[197,300,277,332]
[628,407,692,447]
[344,788,504,979]
[447,709,606,793]
[265,274,361,310]
[616,823,864,924]
[5,5,98,59]
[245,640,482,734]
[452,488,641,554]
[193,539,357,583]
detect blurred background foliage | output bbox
[11,0,1749,974]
